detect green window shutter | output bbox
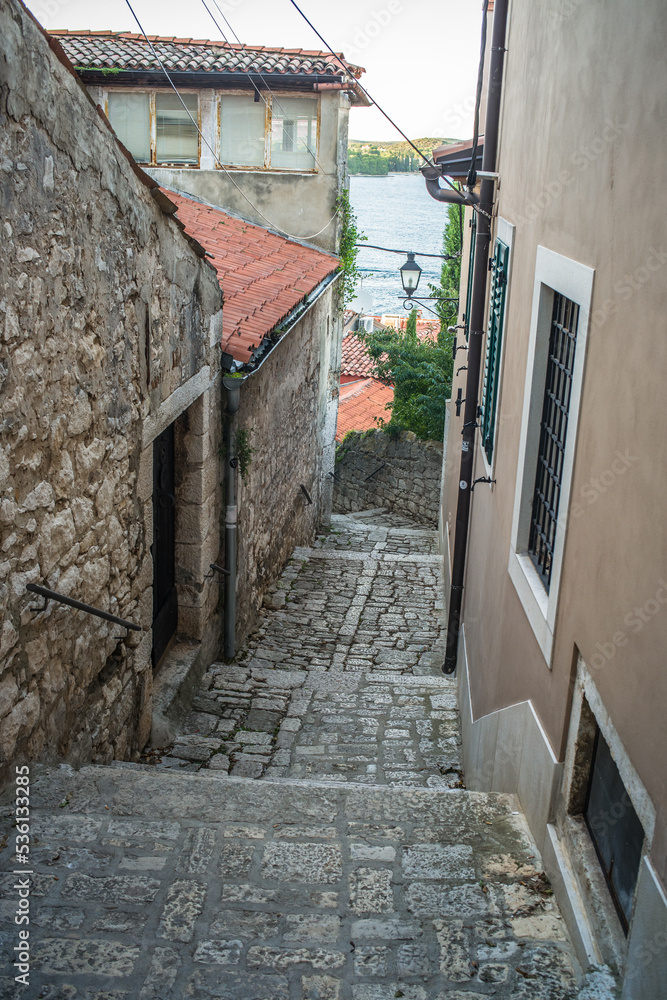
[481,238,509,464]
[464,213,477,341]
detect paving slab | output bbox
[1,767,582,999]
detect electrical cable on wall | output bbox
[467,0,489,189]
[123,0,340,242]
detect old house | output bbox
[0,0,354,777]
[433,0,667,995]
[0,0,223,772]
[165,190,342,652]
[51,29,368,252]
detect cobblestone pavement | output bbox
[153,512,457,784]
[0,510,609,998]
[1,766,585,1000]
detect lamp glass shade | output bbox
[400,253,422,295]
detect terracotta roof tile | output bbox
[340,334,388,379]
[336,377,394,441]
[164,190,339,364]
[51,30,364,80]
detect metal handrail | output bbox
[26,584,142,631]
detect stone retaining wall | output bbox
[333,430,443,527]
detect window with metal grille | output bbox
[463,213,476,340]
[528,292,579,588]
[480,238,509,464]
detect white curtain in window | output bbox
[220,95,266,167]
[156,93,199,165]
[108,92,150,163]
[270,97,317,170]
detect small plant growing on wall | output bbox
[336,188,366,309]
[235,428,255,482]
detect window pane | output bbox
[220,96,266,167]
[108,92,150,163]
[156,93,199,165]
[270,97,317,170]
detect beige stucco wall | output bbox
[451,0,667,896]
[88,84,349,253]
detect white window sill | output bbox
[508,550,553,665]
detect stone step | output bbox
[0,763,593,999]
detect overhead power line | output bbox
[123,0,339,243]
[202,0,335,179]
[286,0,480,209]
[355,243,461,260]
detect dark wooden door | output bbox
[152,422,177,667]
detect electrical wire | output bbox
[355,243,461,260]
[123,0,340,242]
[467,0,489,189]
[286,0,491,218]
[201,0,335,179]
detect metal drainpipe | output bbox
[222,374,243,659]
[443,0,509,674]
[422,167,479,207]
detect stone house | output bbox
[0,0,224,775]
[51,29,369,253]
[434,0,667,995]
[0,0,350,777]
[164,189,342,652]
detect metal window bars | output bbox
[527,292,579,589]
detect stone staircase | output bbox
[0,511,616,999]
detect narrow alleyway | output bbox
[0,511,592,999]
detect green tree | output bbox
[359,320,454,441]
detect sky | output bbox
[25,0,484,141]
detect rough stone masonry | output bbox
[0,0,223,775]
[333,431,443,527]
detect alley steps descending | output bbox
[0,511,613,999]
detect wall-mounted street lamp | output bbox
[399,252,422,297]
[398,252,458,317]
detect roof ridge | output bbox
[49,29,355,65]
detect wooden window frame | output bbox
[216,90,320,173]
[104,87,201,168]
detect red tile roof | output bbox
[341,334,386,380]
[165,190,339,364]
[336,378,394,441]
[52,30,364,84]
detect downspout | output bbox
[422,165,479,206]
[443,0,509,673]
[222,374,243,659]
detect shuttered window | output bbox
[156,93,199,165]
[480,238,509,464]
[107,92,151,163]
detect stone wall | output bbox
[0,0,223,778]
[333,430,443,527]
[232,285,342,641]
